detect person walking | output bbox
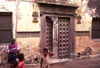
[40,48,55,68]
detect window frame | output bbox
[0,12,13,44]
[91,17,100,40]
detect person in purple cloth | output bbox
[2,38,20,63]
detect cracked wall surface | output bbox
[75,0,100,55]
[0,0,40,64]
[0,0,100,64]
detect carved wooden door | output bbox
[46,17,53,51]
[58,18,69,59]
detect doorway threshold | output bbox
[26,58,72,67]
[49,58,72,65]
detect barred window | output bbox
[92,18,100,39]
[0,12,12,43]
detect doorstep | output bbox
[49,58,72,65]
[26,54,100,67]
[26,58,72,67]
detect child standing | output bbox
[17,53,26,68]
[40,48,55,68]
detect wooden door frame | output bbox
[40,14,76,58]
[0,12,13,44]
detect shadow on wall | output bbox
[88,0,100,17]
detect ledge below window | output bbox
[0,43,9,47]
[91,39,100,42]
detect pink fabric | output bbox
[8,43,19,53]
[17,60,26,68]
[2,43,19,53]
[2,45,9,53]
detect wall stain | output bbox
[88,0,100,17]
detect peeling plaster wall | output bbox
[16,1,41,63]
[17,2,40,31]
[0,1,16,38]
[75,0,100,55]
[0,1,41,64]
[0,0,100,64]
[17,37,40,63]
[0,0,17,64]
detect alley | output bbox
[27,57,100,68]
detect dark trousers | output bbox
[8,53,17,63]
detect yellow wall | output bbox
[75,0,100,55]
[0,1,17,38]
[0,1,41,63]
[17,37,40,62]
[0,0,100,63]
[17,2,40,31]
[16,1,41,62]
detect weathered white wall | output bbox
[17,2,40,31]
[16,1,41,63]
[0,0,16,38]
[0,0,100,64]
[0,0,41,64]
[74,0,100,55]
[0,0,17,64]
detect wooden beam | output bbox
[76,31,90,36]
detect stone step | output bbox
[26,58,71,67]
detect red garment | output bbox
[17,60,26,68]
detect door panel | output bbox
[58,18,69,59]
[46,17,53,51]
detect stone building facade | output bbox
[0,0,100,64]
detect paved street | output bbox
[51,58,100,68]
[0,57,100,68]
[27,57,100,68]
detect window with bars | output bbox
[92,18,100,39]
[0,12,12,43]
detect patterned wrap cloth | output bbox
[17,60,26,68]
[2,43,19,53]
